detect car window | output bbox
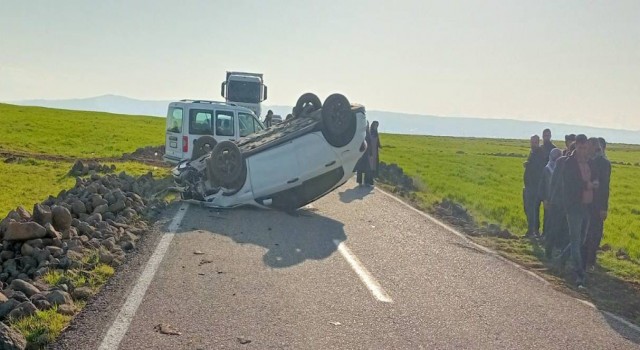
[166,107,183,133]
[215,111,235,137]
[189,109,212,135]
[253,116,265,132]
[238,113,255,137]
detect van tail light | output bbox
[360,140,367,152]
[182,136,189,152]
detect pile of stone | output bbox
[69,160,116,177]
[121,145,165,162]
[0,168,169,348]
[377,162,417,194]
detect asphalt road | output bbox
[53,181,640,350]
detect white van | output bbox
[163,100,265,164]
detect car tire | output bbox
[293,93,322,118]
[209,141,246,189]
[191,136,217,160]
[321,93,356,148]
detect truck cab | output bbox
[163,100,265,164]
[220,72,267,117]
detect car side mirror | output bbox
[221,82,226,98]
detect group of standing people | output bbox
[523,129,611,288]
[355,121,382,187]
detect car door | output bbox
[248,141,300,198]
[295,132,340,182]
[238,112,256,139]
[164,105,184,162]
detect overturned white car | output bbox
[171,93,368,210]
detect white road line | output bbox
[333,239,393,303]
[98,202,190,350]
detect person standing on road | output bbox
[583,137,611,270]
[355,122,372,187]
[523,135,546,238]
[368,121,382,185]
[539,148,562,239]
[542,128,557,162]
[559,134,597,288]
[264,110,274,128]
[545,149,570,259]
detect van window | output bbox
[215,111,235,137]
[253,116,265,133]
[238,113,255,137]
[189,110,213,135]
[167,107,183,133]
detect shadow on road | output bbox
[178,205,346,269]
[338,185,373,203]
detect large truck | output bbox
[220,72,268,117]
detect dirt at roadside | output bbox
[1,145,169,168]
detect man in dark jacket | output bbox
[563,134,576,156]
[559,134,597,288]
[542,128,557,162]
[523,135,546,237]
[583,137,611,270]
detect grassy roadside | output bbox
[0,103,171,347]
[378,133,640,325]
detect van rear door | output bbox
[165,105,184,163]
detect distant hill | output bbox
[8,95,640,144]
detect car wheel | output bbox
[209,141,246,189]
[293,93,322,118]
[191,136,217,160]
[321,93,356,148]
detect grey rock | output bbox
[6,291,29,303]
[46,246,64,258]
[16,207,31,221]
[0,251,13,262]
[9,279,41,297]
[70,200,86,216]
[20,244,33,257]
[32,204,52,227]
[72,287,93,301]
[8,301,37,319]
[4,222,46,241]
[57,304,75,316]
[85,213,102,226]
[0,321,27,349]
[0,299,20,319]
[109,199,126,213]
[24,239,44,249]
[44,223,62,239]
[120,241,135,252]
[51,206,72,231]
[93,204,108,215]
[33,299,52,311]
[46,290,73,306]
[99,250,113,264]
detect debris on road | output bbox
[329,321,342,326]
[154,323,182,336]
[198,259,213,266]
[237,337,252,345]
[193,250,205,255]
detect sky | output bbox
[1,0,639,130]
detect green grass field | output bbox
[379,134,640,278]
[0,103,167,216]
[0,103,164,157]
